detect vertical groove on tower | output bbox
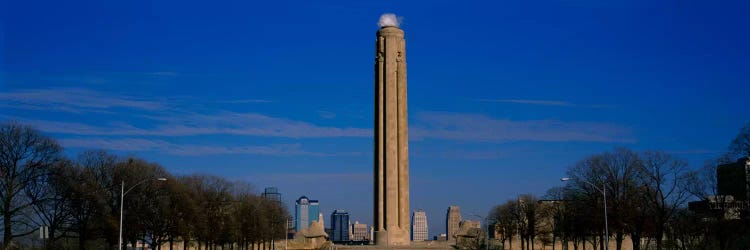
[396,46,401,228]
[397,36,409,231]
[374,36,385,232]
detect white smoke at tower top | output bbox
[378,13,401,28]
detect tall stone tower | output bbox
[446,206,462,241]
[373,15,410,247]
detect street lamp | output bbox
[561,177,609,250]
[119,177,167,250]
[470,214,489,250]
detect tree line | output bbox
[488,123,750,250]
[0,121,289,250]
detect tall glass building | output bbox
[295,196,320,231]
[262,187,281,202]
[331,210,350,242]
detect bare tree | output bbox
[115,157,171,249]
[181,174,234,249]
[161,179,195,250]
[489,200,518,250]
[260,197,289,249]
[566,148,642,250]
[638,151,691,250]
[729,123,750,158]
[541,188,571,250]
[0,123,301,249]
[566,154,608,250]
[80,151,122,250]
[68,150,119,250]
[518,194,539,250]
[0,121,62,249]
[27,158,81,249]
[622,186,654,250]
[669,208,706,250]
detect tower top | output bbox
[377,26,404,38]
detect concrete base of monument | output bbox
[373,228,410,247]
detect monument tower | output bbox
[373,14,410,246]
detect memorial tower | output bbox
[373,14,410,246]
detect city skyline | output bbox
[3,0,750,235]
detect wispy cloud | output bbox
[478,99,574,106]
[0,103,115,114]
[5,87,629,146]
[477,98,612,108]
[139,112,368,138]
[244,173,370,182]
[16,110,629,143]
[0,88,164,112]
[316,110,336,119]
[17,112,371,138]
[1,87,273,111]
[143,71,179,77]
[666,149,722,155]
[11,119,124,135]
[217,99,274,104]
[2,86,363,138]
[418,149,507,160]
[411,112,632,143]
[58,138,326,156]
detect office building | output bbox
[262,187,281,202]
[718,157,750,200]
[331,210,350,242]
[295,196,319,231]
[446,206,462,240]
[351,221,369,242]
[688,157,750,219]
[411,209,428,241]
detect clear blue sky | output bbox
[2,0,749,236]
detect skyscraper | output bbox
[295,196,319,231]
[373,13,411,246]
[331,210,350,242]
[446,206,462,240]
[411,209,428,241]
[262,187,281,202]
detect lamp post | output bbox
[470,214,489,250]
[561,177,608,250]
[119,177,167,250]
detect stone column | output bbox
[374,24,410,247]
